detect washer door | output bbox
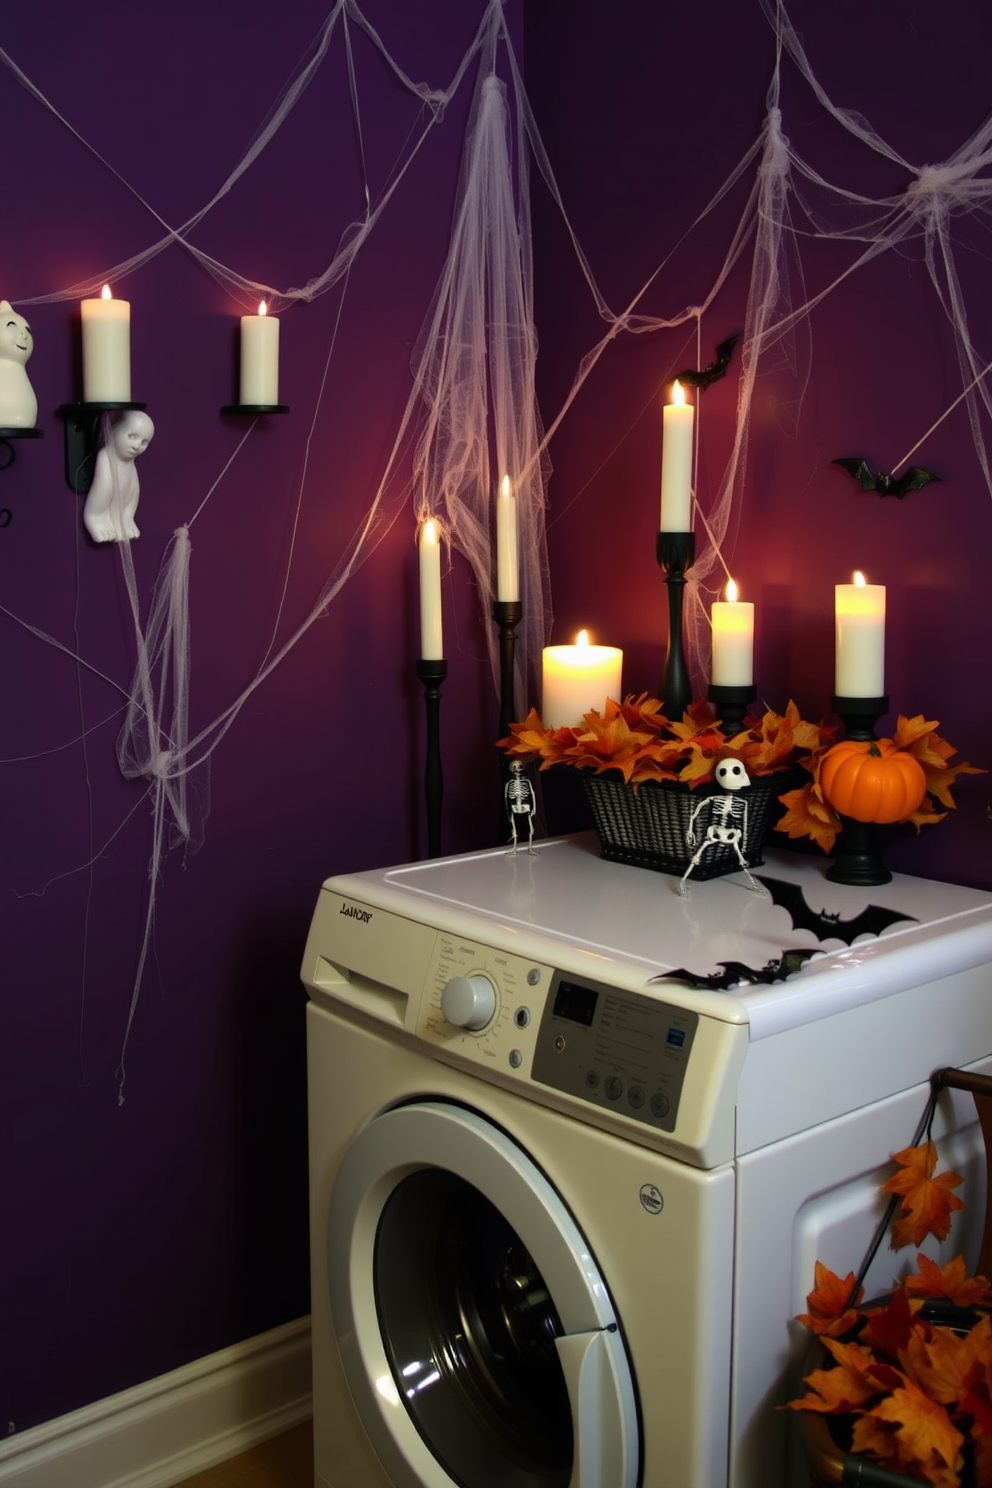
[328,1101,639,1488]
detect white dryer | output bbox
[302,833,992,1488]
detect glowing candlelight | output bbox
[660,379,694,532]
[240,299,280,406]
[711,578,754,687]
[542,629,623,728]
[496,474,518,602]
[835,570,886,697]
[419,517,443,660]
[81,283,131,402]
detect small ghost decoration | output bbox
[83,410,155,543]
[0,302,37,428]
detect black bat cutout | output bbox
[673,334,740,391]
[756,876,918,946]
[651,948,819,991]
[833,457,941,499]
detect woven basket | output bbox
[580,769,795,879]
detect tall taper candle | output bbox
[660,380,694,531]
[419,518,443,660]
[496,474,519,602]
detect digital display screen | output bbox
[667,1027,686,1048]
[552,979,599,1028]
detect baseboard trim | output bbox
[0,1315,312,1488]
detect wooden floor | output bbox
[172,1421,313,1488]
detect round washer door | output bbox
[328,1100,639,1488]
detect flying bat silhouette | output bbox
[756,876,918,946]
[673,335,740,391]
[652,948,819,991]
[833,458,940,499]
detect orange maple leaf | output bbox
[905,1253,992,1309]
[775,780,843,855]
[882,1142,965,1250]
[797,1261,865,1338]
[784,1337,882,1414]
[860,1285,916,1357]
[866,1376,965,1488]
[902,1314,992,1408]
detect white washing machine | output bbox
[302,832,992,1488]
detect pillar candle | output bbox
[711,579,754,686]
[496,474,518,602]
[660,380,694,531]
[81,285,130,402]
[835,571,885,697]
[542,631,623,728]
[419,518,443,660]
[240,300,280,405]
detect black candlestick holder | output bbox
[657,530,695,719]
[826,693,891,886]
[492,599,522,743]
[708,682,757,737]
[417,658,447,859]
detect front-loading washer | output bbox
[302,833,992,1488]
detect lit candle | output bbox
[542,630,623,728]
[81,284,131,402]
[419,518,443,660]
[496,474,519,602]
[711,578,754,686]
[660,379,694,531]
[835,570,886,697]
[240,300,280,406]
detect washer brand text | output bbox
[339,903,373,924]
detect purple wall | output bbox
[1,2,520,1434]
[526,2,992,890]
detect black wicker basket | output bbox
[580,770,795,878]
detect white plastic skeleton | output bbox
[679,758,763,895]
[504,760,537,854]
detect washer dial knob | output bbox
[442,974,498,1031]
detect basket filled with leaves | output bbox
[787,1067,992,1488]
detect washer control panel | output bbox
[531,971,698,1134]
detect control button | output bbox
[553,1034,566,1054]
[514,1007,531,1029]
[508,1049,523,1069]
[651,1092,670,1119]
[627,1086,645,1110]
[527,968,541,986]
[605,1076,623,1101]
[441,974,498,1031]
[584,1070,600,1090]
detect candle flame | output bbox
[671,379,685,407]
[100,284,112,300]
[576,629,590,648]
[726,578,738,603]
[853,570,867,586]
[258,300,268,317]
[421,517,438,544]
[501,474,511,499]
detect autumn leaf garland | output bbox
[498,698,980,853]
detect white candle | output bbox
[496,474,519,602]
[835,570,886,697]
[711,578,754,686]
[419,518,443,660]
[81,284,131,402]
[240,300,280,405]
[660,380,694,532]
[542,630,623,728]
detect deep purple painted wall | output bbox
[1,2,521,1434]
[526,2,992,890]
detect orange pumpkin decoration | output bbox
[819,738,927,824]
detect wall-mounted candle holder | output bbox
[220,402,289,417]
[0,427,42,530]
[59,402,146,495]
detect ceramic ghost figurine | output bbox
[0,302,37,428]
[83,410,155,543]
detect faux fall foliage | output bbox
[788,1143,992,1488]
[499,697,979,852]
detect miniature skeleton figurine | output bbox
[679,757,763,895]
[504,760,537,854]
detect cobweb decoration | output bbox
[411,56,551,714]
